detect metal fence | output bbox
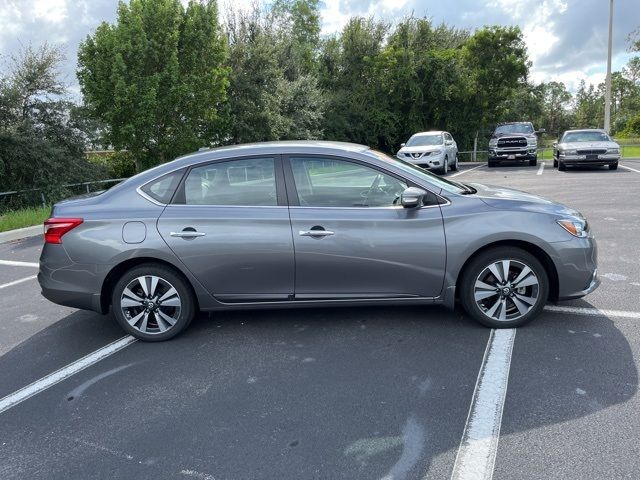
[0,178,127,212]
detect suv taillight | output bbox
[44,218,83,244]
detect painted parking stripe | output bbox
[0,259,39,268]
[544,305,640,319]
[0,336,137,415]
[450,328,516,480]
[0,275,37,290]
[619,164,640,174]
[536,162,545,175]
[450,164,485,178]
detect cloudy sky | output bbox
[0,0,637,94]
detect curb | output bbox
[0,225,42,244]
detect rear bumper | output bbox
[39,281,102,312]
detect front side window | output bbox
[184,157,276,206]
[290,157,407,207]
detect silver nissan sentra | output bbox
[38,141,599,341]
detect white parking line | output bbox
[0,336,137,415]
[450,164,485,177]
[450,329,516,480]
[0,259,39,268]
[536,162,545,175]
[620,164,640,174]
[544,305,640,319]
[0,275,37,290]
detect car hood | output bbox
[398,145,444,154]
[468,182,582,217]
[558,141,618,149]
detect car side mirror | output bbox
[401,187,427,208]
[552,142,558,148]
[536,128,546,135]
[445,140,453,146]
[400,143,406,148]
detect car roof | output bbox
[562,129,607,134]
[411,131,445,136]
[497,122,533,125]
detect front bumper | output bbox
[559,154,619,166]
[397,153,446,169]
[552,235,599,300]
[489,148,536,161]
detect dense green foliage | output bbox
[1,0,639,212]
[78,0,229,168]
[0,44,105,211]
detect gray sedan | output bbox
[553,129,621,171]
[39,141,599,341]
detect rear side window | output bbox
[140,170,184,204]
[183,157,276,206]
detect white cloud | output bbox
[33,0,68,23]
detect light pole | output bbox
[604,0,614,133]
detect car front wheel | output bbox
[609,162,618,170]
[459,247,549,328]
[111,263,196,341]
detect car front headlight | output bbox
[606,147,620,154]
[557,218,588,238]
[431,149,443,155]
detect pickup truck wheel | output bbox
[558,161,566,171]
[488,160,497,168]
[529,158,537,166]
[553,159,558,168]
[609,162,618,170]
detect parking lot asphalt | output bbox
[1,159,639,480]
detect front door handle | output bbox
[299,230,334,237]
[170,230,206,238]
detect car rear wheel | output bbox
[609,162,618,170]
[459,247,549,328]
[558,161,566,171]
[111,263,196,341]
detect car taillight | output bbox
[44,218,83,244]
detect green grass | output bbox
[621,145,640,158]
[0,206,50,233]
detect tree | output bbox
[0,44,103,209]
[77,0,229,169]
[539,81,573,137]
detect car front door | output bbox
[157,156,294,302]
[284,155,446,299]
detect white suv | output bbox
[396,131,459,174]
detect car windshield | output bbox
[494,124,534,135]
[366,150,467,194]
[406,134,443,147]
[562,131,611,143]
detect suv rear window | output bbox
[140,170,184,204]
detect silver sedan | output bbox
[554,129,621,171]
[39,141,598,341]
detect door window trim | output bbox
[282,154,443,209]
[171,154,288,207]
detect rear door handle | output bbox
[170,231,206,238]
[299,230,334,237]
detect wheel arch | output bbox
[100,257,200,314]
[454,239,559,302]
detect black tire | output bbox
[451,154,459,171]
[553,159,558,168]
[488,160,497,168]
[529,157,537,166]
[459,247,549,329]
[558,161,566,171]
[441,156,449,175]
[609,162,618,170]
[111,263,196,341]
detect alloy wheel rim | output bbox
[474,259,540,322]
[120,275,181,334]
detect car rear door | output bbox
[283,155,447,299]
[157,155,295,303]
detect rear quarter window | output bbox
[140,169,184,204]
